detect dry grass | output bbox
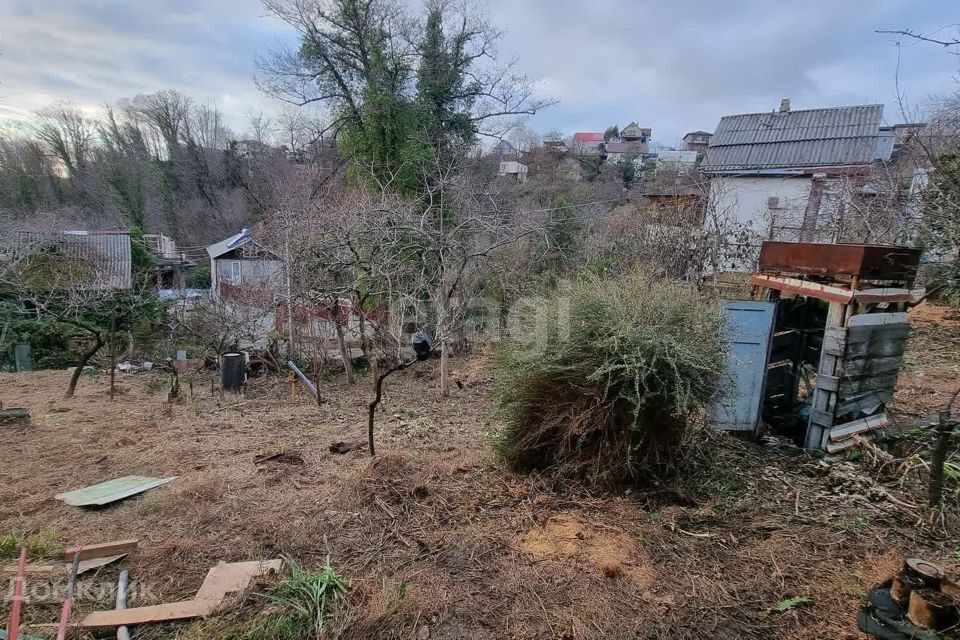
[890,302,960,417]
[0,335,958,639]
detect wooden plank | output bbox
[839,373,900,396]
[847,312,909,327]
[832,337,908,359]
[853,289,913,303]
[822,326,847,357]
[810,408,834,428]
[827,437,861,455]
[65,540,138,563]
[829,413,890,442]
[3,555,127,575]
[805,300,846,449]
[80,559,283,628]
[835,390,893,418]
[749,274,853,304]
[195,560,283,600]
[817,374,839,392]
[844,325,909,345]
[838,355,903,377]
[81,599,215,627]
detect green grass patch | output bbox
[0,530,60,559]
[835,515,870,533]
[772,596,814,613]
[226,555,349,640]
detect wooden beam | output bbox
[829,413,890,442]
[805,300,847,449]
[80,600,215,627]
[64,540,138,563]
[853,288,914,303]
[750,274,853,304]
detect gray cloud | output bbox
[0,0,955,145]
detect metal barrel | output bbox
[220,353,246,391]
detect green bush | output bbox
[494,272,728,485]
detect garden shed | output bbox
[715,241,922,453]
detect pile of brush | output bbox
[495,272,728,485]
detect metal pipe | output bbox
[116,570,131,640]
[7,547,27,640]
[55,549,82,640]
[287,360,318,397]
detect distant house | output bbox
[701,101,899,244]
[543,137,568,153]
[493,139,518,159]
[604,141,633,163]
[619,122,652,154]
[682,131,712,154]
[571,132,604,155]
[9,230,132,290]
[233,140,273,160]
[206,228,379,353]
[206,228,281,304]
[143,233,196,290]
[656,150,698,171]
[498,159,528,182]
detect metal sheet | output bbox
[709,300,776,432]
[758,242,921,280]
[55,476,176,507]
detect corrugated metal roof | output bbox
[701,105,883,173]
[12,230,132,290]
[206,229,252,259]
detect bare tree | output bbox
[188,102,233,151]
[126,89,193,158]
[0,229,158,397]
[245,110,275,145]
[34,103,97,178]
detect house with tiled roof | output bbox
[571,132,604,155]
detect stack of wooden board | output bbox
[810,312,909,453]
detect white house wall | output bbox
[708,175,812,241]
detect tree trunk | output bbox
[109,311,117,401]
[437,284,451,398]
[333,302,355,384]
[929,410,954,507]
[66,336,105,398]
[439,337,450,397]
[367,358,418,456]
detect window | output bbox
[229,260,242,284]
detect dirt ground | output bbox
[2,307,959,640]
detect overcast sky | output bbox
[0,0,957,146]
